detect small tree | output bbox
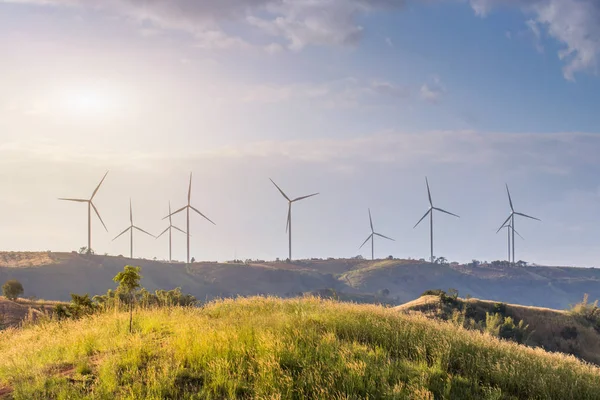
[113,265,142,333]
[2,280,24,301]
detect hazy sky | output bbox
[1,0,600,266]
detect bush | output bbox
[2,279,24,301]
[568,294,600,332]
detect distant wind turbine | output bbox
[359,209,394,260]
[413,177,460,263]
[113,199,156,259]
[497,184,540,264]
[498,223,524,263]
[157,201,186,262]
[58,171,109,254]
[270,178,319,261]
[164,173,215,264]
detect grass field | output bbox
[1,297,600,399]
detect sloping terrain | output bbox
[397,295,600,365]
[1,251,600,309]
[1,297,599,399]
[0,297,63,328]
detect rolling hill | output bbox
[1,252,600,309]
[1,297,599,399]
[398,294,600,366]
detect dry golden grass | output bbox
[0,252,57,268]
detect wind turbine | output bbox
[58,171,109,254]
[497,184,540,264]
[498,223,524,263]
[359,208,394,260]
[164,173,215,264]
[157,201,186,262]
[413,177,460,263]
[270,178,319,261]
[113,199,156,259]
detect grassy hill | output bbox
[398,294,600,366]
[1,297,600,399]
[0,297,64,329]
[2,252,600,309]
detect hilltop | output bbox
[398,294,600,366]
[1,297,599,399]
[1,251,600,309]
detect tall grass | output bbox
[1,297,599,399]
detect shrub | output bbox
[2,279,24,301]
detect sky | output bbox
[1,0,600,266]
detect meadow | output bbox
[1,297,599,399]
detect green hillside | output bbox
[1,297,600,399]
[2,252,600,309]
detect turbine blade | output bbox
[162,205,187,220]
[426,177,432,206]
[285,204,291,233]
[433,207,460,218]
[112,227,131,241]
[157,226,170,239]
[58,198,88,203]
[368,208,374,232]
[91,171,109,200]
[292,193,319,202]
[269,179,290,201]
[514,212,541,222]
[190,205,216,225]
[129,198,133,224]
[506,184,514,212]
[172,226,187,235]
[359,234,373,249]
[374,232,394,241]
[496,214,513,233]
[188,173,192,204]
[91,202,108,232]
[413,209,431,229]
[514,229,525,240]
[134,226,156,238]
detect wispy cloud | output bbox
[3,0,599,78]
[420,76,445,104]
[469,0,600,80]
[2,131,599,177]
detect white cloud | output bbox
[3,0,599,78]
[469,0,600,80]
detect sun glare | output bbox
[59,83,124,118]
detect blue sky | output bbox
[1,0,600,266]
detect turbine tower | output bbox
[413,177,460,263]
[270,178,319,261]
[157,201,186,262]
[359,208,394,260]
[498,223,524,263]
[164,173,215,264]
[58,171,109,254]
[113,199,155,259]
[497,184,540,264]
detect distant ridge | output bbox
[0,251,599,309]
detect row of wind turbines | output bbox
[59,172,540,264]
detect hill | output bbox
[397,294,600,366]
[2,252,600,309]
[0,297,63,329]
[1,297,600,399]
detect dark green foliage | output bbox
[2,279,24,300]
[561,326,578,340]
[493,302,507,316]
